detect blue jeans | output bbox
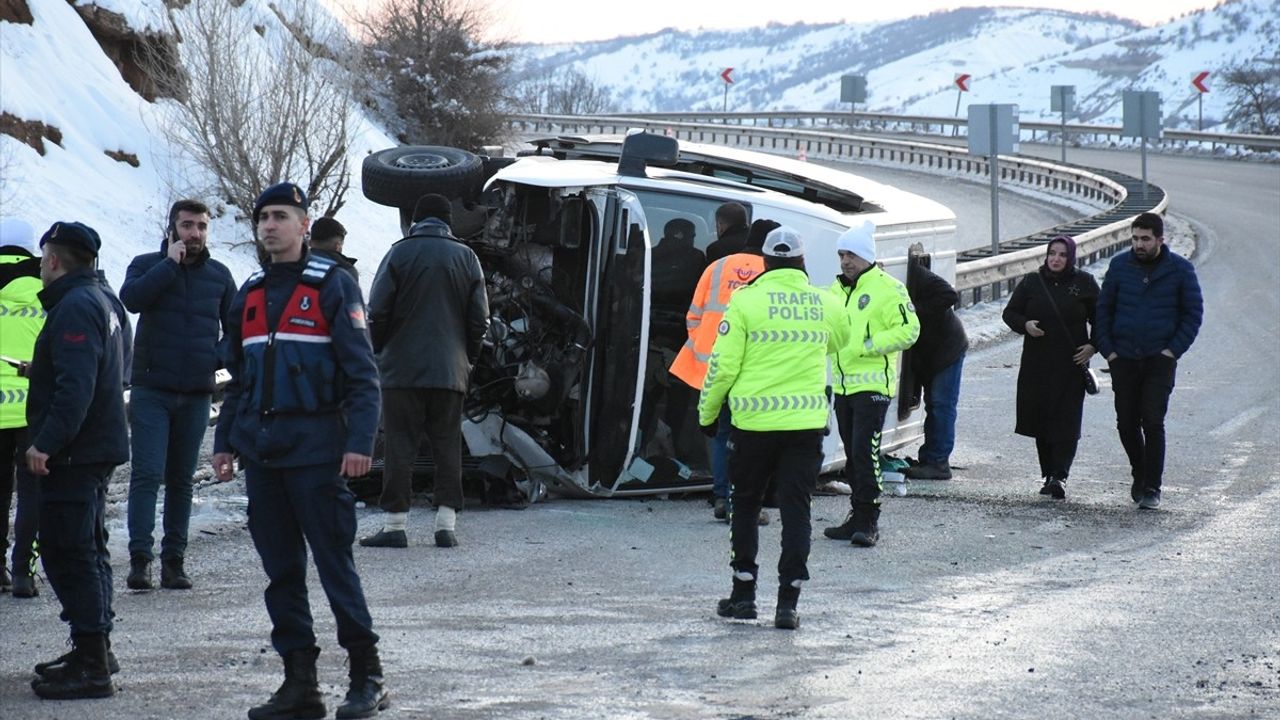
[919,353,964,465]
[126,386,211,560]
[711,405,733,499]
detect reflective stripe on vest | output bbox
[729,394,828,413]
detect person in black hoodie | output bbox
[902,261,969,480]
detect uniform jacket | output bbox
[1002,267,1099,440]
[214,254,380,468]
[1096,247,1202,360]
[368,218,489,392]
[828,267,920,397]
[669,252,763,390]
[906,263,968,379]
[97,270,134,381]
[26,268,129,466]
[698,268,851,431]
[120,242,235,393]
[0,246,43,429]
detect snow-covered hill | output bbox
[517,0,1277,128]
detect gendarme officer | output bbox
[212,183,388,720]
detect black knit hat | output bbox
[39,221,101,257]
[253,182,308,219]
[412,193,452,225]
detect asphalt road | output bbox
[1,147,1277,720]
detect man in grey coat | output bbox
[362,194,489,548]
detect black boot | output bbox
[850,505,880,547]
[823,509,858,540]
[127,554,153,590]
[248,647,326,720]
[336,645,391,719]
[716,576,757,619]
[774,584,801,630]
[160,557,193,590]
[34,637,120,680]
[31,634,115,700]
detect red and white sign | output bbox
[720,68,735,85]
[1192,71,1210,93]
[954,73,971,92]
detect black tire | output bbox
[361,145,484,208]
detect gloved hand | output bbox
[699,422,718,438]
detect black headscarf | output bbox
[1041,234,1077,278]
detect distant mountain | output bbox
[514,1,1278,130]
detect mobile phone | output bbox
[1,355,25,369]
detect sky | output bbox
[328,0,1226,44]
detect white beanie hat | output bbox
[836,220,877,263]
[0,217,37,254]
[763,226,805,258]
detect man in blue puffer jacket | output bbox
[120,199,236,591]
[1096,212,1202,510]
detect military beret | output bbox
[39,221,101,257]
[253,182,309,219]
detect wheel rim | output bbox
[394,152,452,170]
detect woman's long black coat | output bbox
[1002,268,1100,440]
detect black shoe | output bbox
[823,510,858,540]
[1138,491,1161,510]
[774,585,801,630]
[160,557,193,590]
[12,573,37,598]
[1131,479,1143,503]
[712,497,727,521]
[434,530,458,548]
[359,529,407,549]
[903,461,952,480]
[127,554,153,591]
[248,647,326,720]
[336,645,391,719]
[1038,479,1053,496]
[35,647,120,678]
[1,565,10,593]
[851,527,879,547]
[1046,477,1066,500]
[716,577,757,620]
[31,634,115,700]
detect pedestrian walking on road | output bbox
[1002,235,1099,499]
[699,226,851,630]
[120,199,236,591]
[1096,213,1202,510]
[902,259,968,481]
[213,182,389,719]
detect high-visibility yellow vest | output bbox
[669,252,763,389]
[0,252,44,429]
[698,268,851,431]
[827,267,920,397]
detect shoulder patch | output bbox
[347,303,367,330]
[718,320,731,335]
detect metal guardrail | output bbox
[507,113,1168,305]
[602,111,1280,152]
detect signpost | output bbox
[952,73,970,136]
[720,67,734,112]
[1192,71,1210,131]
[967,103,1019,258]
[1050,84,1075,163]
[1122,90,1162,198]
[841,74,867,117]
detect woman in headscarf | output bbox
[1002,235,1099,499]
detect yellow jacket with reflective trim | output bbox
[670,252,763,390]
[828,267,920,397]
[0,251,45,429]
[698,268,851,431]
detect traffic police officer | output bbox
[699,226,850,630]
[212,183,388,720]
[26,221,129,700]
[823,220,920,547]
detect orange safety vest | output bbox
[668,252,764,389]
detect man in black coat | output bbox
[704,202,750,264]
[362,193,489,549]
[902,261,968,480]
[309,216,359,285]
[25,221,129,700]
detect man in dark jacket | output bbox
[902,261,968,480]
[25,221,129,700]
[212,182,388,720]
[120,199,236,591]
[704,202,750,264]
[362,193,489,549]
[309,216,359,284]
[1096,212,1202,510]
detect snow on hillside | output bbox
[0,0,402,295]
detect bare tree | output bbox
[512,67,613,116]
[140,0,356,227]
[1222,58,1280,135]
[353,0,511,148]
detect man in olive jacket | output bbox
[363,194,489,549]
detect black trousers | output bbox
[245,461,378,655]
[727,428,824,587]
[40,463,115,637]
[833,392,891,506]
[1035,438,1079,481]
[1,427,40,575]
[1110,355,1177,492]
[380,388,465,513]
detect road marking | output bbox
[1209,406,1268,439]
